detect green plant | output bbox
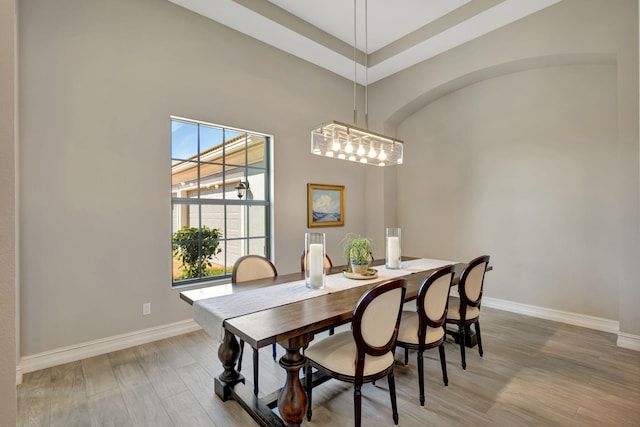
[341,233,374,269]
[172,225,222,279]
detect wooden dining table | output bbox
[180,257,466,427]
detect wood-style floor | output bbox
[18,307,640,426]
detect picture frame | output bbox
[307,183,345,228]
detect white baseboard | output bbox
[482,297,620,334]
[19,319,202,377]
[617,332,640,351]
[483,297,640,352]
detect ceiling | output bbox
[169,0,563,84]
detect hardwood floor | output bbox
[18,307,640,426]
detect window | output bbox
[171,116,272,286]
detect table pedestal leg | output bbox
[446,325,477,348]
[215,330,244,401]
[277,336,309,427]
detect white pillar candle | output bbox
[387,236,400,268]
[308,243,324,287]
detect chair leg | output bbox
[238,339,245,372]
[404,347,409,365]
[253,348,259,395]
[474,321,483,357]
[438,343,448,386]
[388,370,399,425]
[354,384,362,427]
[417,350,425,406]
[305,364,313,421]
[272,343,277,360]
[458,324,467,370]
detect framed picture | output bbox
[307,183,345,227]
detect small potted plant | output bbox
[341,233,374,274]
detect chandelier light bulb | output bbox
[338,153,346,159]
[368,146,377,158]
[345,135,354,153]
[348,155,356,161]
[326,151,334,157]
[332,140,341,151]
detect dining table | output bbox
[179,257,467,427]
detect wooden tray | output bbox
[343,268,378,280]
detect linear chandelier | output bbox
[311,121,403,166]
[310,0,404,167]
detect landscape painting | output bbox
[307,183,344,227]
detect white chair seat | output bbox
[396,311,445,345]
[447,296,479,320]
[305,331,395,378]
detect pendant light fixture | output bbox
[310,0,403,167]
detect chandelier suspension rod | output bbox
[365,0,369,130]
[353,0,357,126]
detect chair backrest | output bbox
[231,255,278,283]
[300,250,333,273]
[417,264,455,339]
[458,255,490,310]
[352,279,406,381]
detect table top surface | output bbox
[180,257,417,305]
[225,268,443,348]
[181,258,468,349]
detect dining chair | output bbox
[300,250,335,336]
[232,254,278,395]
[445,255,490,370]
[305,278,407,427]
[395,264,455,406]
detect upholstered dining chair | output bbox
[395,264,455,406]
[232,255,278,395]
[305,279,407,427]
[445,255,490,370]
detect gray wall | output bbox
[398,64,618,319]
[0,0,17,423]
[14,0,640,364]
[18,0,371,356]
[371,0,639,335]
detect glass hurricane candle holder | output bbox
[385,228,401,269]
[305,232,326,289]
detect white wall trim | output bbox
[617,332,640,351]
[19,319,201,376]
[15,365,22,386]
[483,297,620,334]
[484,297,640,351]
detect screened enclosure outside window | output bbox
[171,116,272,286]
